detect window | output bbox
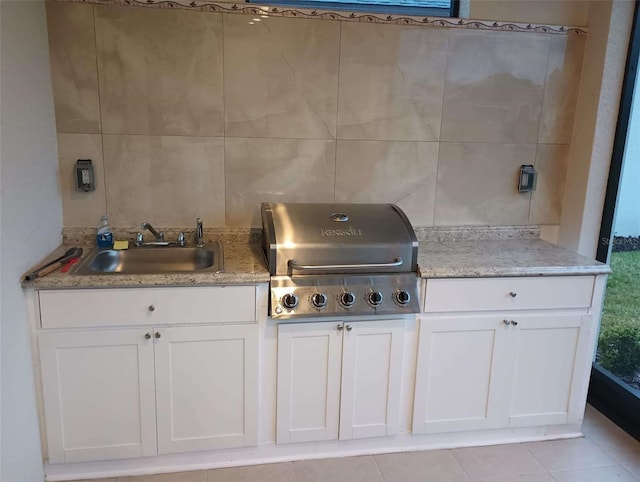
[247,0,458,18]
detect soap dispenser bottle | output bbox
[97,214,113,248]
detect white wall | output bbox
[558,0,635,258]
[614,68,640,237]
[0,1,63,481]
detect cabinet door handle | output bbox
[509,292,517,298]
[510,320,518,326]
[155,332,161,339]
[503,319,510,326]
[337,324,344,331]
[346,325,353,331]
[148,305,155,312]
[144,333,151,339]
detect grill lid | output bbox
[262,202,418,276]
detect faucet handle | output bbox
[177,232,185,247]
[135,232,144,247]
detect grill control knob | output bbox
[394,290,411,306]
[339,291,356,308]
[367,291,383,307]
[282,293,299,310]
[311,292,328,309]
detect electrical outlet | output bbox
[518,165,537,193]
[81,169,91,185]
[75,159,95,192]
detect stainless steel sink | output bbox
[74,244,224,275]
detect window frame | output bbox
[246,0,459,18]
[589,0,640,444]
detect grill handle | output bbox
[288,257,403,272]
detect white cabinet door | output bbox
[413,315,512,434]
[339,320,405,440]
[277,322,343,444]
[39,329,157,463]
[508,314,590,428]
[154,324,258,454]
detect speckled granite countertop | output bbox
[417,238,610,278]
[22,225,609,290]
[23,242,270,289]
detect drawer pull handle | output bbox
[145,333,151,339]
[155,332,161,339]
[337,324,344,331]
[503,319,510,326]
[509,292,517,298]
[346,325,353,331]
[148,305,155,312]
[510,320,518,326]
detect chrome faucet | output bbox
[141,222,164,242]
[196,218,205,248]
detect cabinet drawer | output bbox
[424,276,594,313]
[39,286,257,329]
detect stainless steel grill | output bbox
[262,202,421,319]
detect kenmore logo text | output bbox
[321,227,365,236]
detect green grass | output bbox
[598,251,640,379]
[601,251,640,329]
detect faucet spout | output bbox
[196,218,205,248]
[141,222,164,242]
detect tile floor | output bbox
[64,405,640,482]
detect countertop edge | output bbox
[23,238,611,290]
[418,265,612,279]
[21,243,271,290]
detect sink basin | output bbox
[74,244,224,275]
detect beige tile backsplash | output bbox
[225,138,336,227]
[530,144,570,225]
[441,30,549,143]
[47,2,585,229]
[224,15,340,139]
[95,6,224,137]
[102,135,226,227]
[538,35,587,144]
[337,23,448,141]
[435,142,535,225]
[46,4,101,133]
[335,140,439,226]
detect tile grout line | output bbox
[432,29,451,226]
[91,4,109,221]
[447,448,473,481]
[520,441,558,478]
[583,424,640,474]
[536,34,554,147]
[548,465,640,481]
[221,12,227,228]
[291,458,301,482]
[522,437,622,474]
[528,34,554,226]
[370,453,388,482]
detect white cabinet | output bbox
[509,314,591,427]
[155,325,258,454]
[413,276,596,435]
[412,315,512,434]
[40,323,258,463]
[276,322,342,444]
[276,319,405,444]
[39,329,157,463]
